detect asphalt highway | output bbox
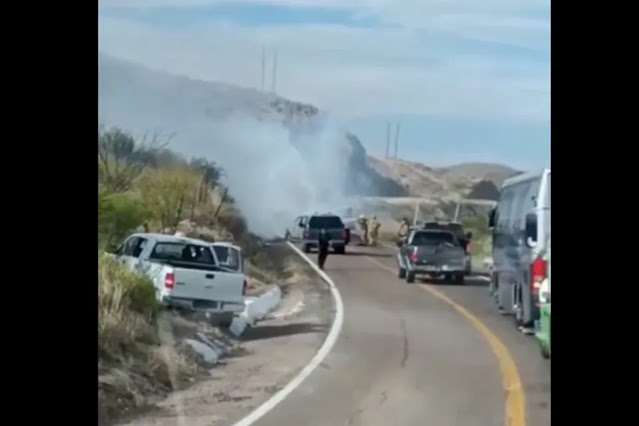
[252,243,550,426]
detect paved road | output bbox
[252,243,550,426]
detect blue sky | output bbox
[98,0,550,170]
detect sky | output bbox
[98,0,550,170]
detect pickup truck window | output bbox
[212,246,241,271]
[122,237,136,256]
[131,238,148,258]
[308,216,344,229]
[410,232,456,246]
[149,242,217,266]
[423,223,465,240]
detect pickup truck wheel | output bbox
[303,244,311,253]
[398,267,406,279]
[405,271,416,283]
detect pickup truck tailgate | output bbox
[413,245,465,265]
[307,228,345,241]
[171,267,244,304]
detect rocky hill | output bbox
[98,53,517,205]
[367,157,518,200]
[98,53,407,199]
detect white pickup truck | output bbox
[113,233,246,323]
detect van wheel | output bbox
[490,272,499,302]
[513,284,524,328]
[406,271,416,283]
[454,274,465,285]
[398,267,406,279]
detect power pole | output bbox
[385,122,391,158]
[260,46,266,91]
[394,121,400,158]
[271,48,278,94]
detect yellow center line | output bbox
[364,255,526,426]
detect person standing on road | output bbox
[317,228,331,270]
[397,217,410,242]
[357,214,369,246]
[368,215,381,246]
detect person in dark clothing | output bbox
[317,228,331,270]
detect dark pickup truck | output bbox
[396,229,467,284]
[286,213,350,254]
[422,221,473,275]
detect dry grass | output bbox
[98,254,204,425]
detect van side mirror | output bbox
[488,208,496,228]
[525,213,537,246]
[466,232,473,240]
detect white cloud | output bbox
[98,0,550,123]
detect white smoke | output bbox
[98,54,358,237]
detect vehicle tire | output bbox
[540,347,550,359]
[406,271,416,283]
[334,245,345,254]
[454,274,465,285]
[490,272,498,300]
[398,267,406,279]
[303,244,311,253]
[513,284,524,328]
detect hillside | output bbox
[367,157,518,200]
[98,53,517,229]
[98,53,407,202]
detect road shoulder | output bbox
[117,244,334,426]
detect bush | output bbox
[98,252,158,357]
[98,252,202,423]
[98,189,150,249]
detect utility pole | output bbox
[260,46,266,91]
[385,122,391,158]
[271,48,278,94]
[394,121,400,158]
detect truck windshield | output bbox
[308,216,344,229]
[411,232,455,246]
[150,242,217,266]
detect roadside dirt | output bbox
[118,243,334,426]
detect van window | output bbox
[544,173,550,207]
[522,177,542,214]
[497,186,515,228]
[511,181,532,229]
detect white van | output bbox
[488,168,550,334]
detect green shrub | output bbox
[98,189,150,249]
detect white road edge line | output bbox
[231,242,345,426]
